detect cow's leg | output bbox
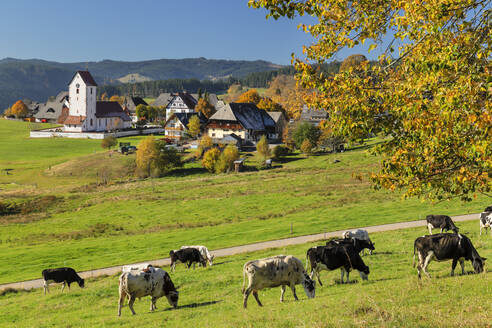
[340,268,345,284]
[346,269,350,283]
[43,281,49,295]
[243,287,252,308]
[289,283,299,301]
[128,296,136,315]
[118,291,126,316]
[417,252,424,279]
[422,251,433,278]
[150,297,156,311]
[459,259,465,275]
[252,291,263,307]
[61,282,65,293]
[427,223,433,235]
[170,261,175,272]
[311,267,323,286]
[451,259,457,276]
[280,285,286,302]
[440,227,444,233]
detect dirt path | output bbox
[0,213,479,291]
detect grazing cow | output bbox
[484,205,492,212]
[118,268,178,316]
[42,267,85,295]
[425,215,459,234]
[242,255,315,308]
[413,233,486,279]
[306,244,369,286]
[342,229,374,255]
[122,264,154,273]
[180,245,215,266]
[169,248,207,272]
[327,238,375,255]
[479,212,492,236]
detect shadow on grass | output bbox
[274,157,303,164]
[210,260,234,267]
[167,167,208,177]
[163,300,222,311]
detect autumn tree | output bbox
[202,148,221,173]
[256,135,270,160]
[187,115,201,138]
[109,95,124,105]
[196,98,216,118]
[249,0,492,200]
[135,104,148,121]
[293,123,320,149]
[215,145,240,173]
[339,54,368,73]
[265,75,308,119]
[224,84,243,102]
[257,97,284,112]
[10,100,29,118]
[136,137,182,178]
[236,89,261,104]
[101,136,117,150]
[300,139,313,155]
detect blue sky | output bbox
[0,0,380,65]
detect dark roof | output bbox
[96,101,131,121]
[171,92,197,109]
[34,93,68,120]
[174,112,207,128]
[191,93,218,107]
[209,102,276,132]
[124,96,148,113]
[69,71,98,86]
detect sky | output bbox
[0,0,380,65]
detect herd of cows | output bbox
[40,207,492,316]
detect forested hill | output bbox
[0,57,281,112]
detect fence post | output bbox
[290,223,293,234]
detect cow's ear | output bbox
[481,257,487,261]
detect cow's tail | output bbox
[241,266,247,294]
[412,242,416,268]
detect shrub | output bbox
[300,139,314,155]
[272,145,291,159]
[215,145,240,173]
[256,135,270,160]
[136,137,182,178]
[293,123,320,149]
[101,136,117,150]
[202,148,221,173]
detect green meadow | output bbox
[0,220,490,327]
[0,119,487,284]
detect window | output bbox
[76,89,79,94]
[90,88,92,94]
[212,133,216,137]
[90,118,93,126]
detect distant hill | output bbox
[0,57,282,112]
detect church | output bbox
[63,71,131,132]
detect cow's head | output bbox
[163,273,179,308]
[78,278,85,288]
[358,266,370,281]
[166,290,179,308]
[200,255,208,268]
[302,273,316,299]
[472,257,486,274]
[208,255,215,266]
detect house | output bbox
[206,102,276,143]
[299,105,328,126]
[164,92,198,137]
[34,91,69,123]
[163,112,207,139]
[191,93,219,107]
[266,111,287,141]
[151,93,173,107]
[63,71,132,132]
[122,96,148,123]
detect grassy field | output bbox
[0,220,490,327]
[0,119,487,284]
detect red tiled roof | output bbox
[57,106,69,124]
[64,115,86,125]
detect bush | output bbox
[293,123,320,149]
[215,145,240,173]
[136,137,182,178]
[256,135,270,160]
[101,136,117,150]
[300,139,314,155]
[272,145,291,159]
[202,148,221,173]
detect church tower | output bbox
[68,71,98,130]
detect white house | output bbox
[63,71,131,132]
[164,92,198,137]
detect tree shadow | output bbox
[167,167,208,177]
[275,157,303,164]
[162,300,222,311]
[210,260,234,267]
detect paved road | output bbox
[0,213,479,291]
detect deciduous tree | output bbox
[196,98,216,118]
[293,123,320,149]
[10,100,29,118]
[215,145,240,173]
[300,139,313,155]
[109,95,124,105]
[101,136,117,150]
[136,137,182,178]
[236,89,261,104]
[249,0,492,200]
[187,115,201,138]
[256,135,270,160]
[202,148,221,173]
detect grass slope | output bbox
[0,220,490,327]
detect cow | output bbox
[413,233,486,279]
[342,229,374,255]
[425,215,459,234]
[122,263,154,273]
[242,255,315,308]
[484,205,492,212]
[327,238,375,255]
[180,245,215,266]
[169,248,207,272]
[306,244,369,286]
[479,212,492,236]
[118,267,178,316]
[42,267,85,295]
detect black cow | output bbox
[484,205,492,212]
[169,248,207,272]
[306,244,370,286]
[326,238,375,255]
[42,267,85,294]
[413,233,486,279]
[425,215,459,234]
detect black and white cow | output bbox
[484,205,492,212]
[169,248,207,272]
[306,244,370,286]
[327,238,375,256]
[425,215,459,234]
[242,255,315,308]
[413,233,486,278]
[342,229,374,255]
[479,212,492,236]
[42,267,85,295]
